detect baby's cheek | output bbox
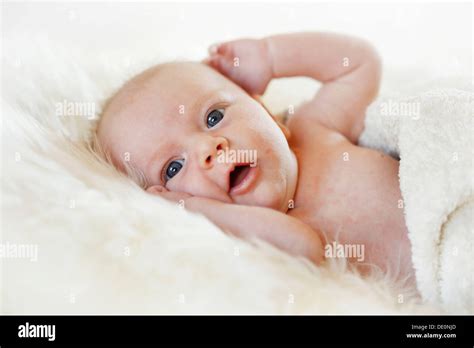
[176,174,226,201]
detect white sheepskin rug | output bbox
[1,36,438,314]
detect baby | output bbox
[94,32,416,287]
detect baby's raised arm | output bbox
[207,32,382,143]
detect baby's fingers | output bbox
[147,185,192,204]
[208,54,236,78]
[206,41,238,76]
[160,191,192,204]
[208,42,233,56]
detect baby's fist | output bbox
[147,185,192,207]
[204,38,273,95]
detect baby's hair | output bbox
[89,89,147,189]
[90,124,149,189]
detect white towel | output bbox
[359,81,474,313]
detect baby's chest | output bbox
[291,140,404,240]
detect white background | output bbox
[3,2,472,69]
[2,1,472,111]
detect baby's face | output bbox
[98,62,297,211]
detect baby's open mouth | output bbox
[228,164,259,196]
[230,164,251,189]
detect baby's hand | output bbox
[148,186,193,206]
[204,38,273,95]
[149,186,224,213]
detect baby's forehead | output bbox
[105,62,232,120]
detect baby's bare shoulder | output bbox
[286,111,349,151]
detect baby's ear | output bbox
[146,185,168,195]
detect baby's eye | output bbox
[206,108,225,128]
[164,159,184,182]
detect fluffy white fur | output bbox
[359,82,474,313]
[1,36,440,314]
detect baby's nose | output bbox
[198,136,228,169]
